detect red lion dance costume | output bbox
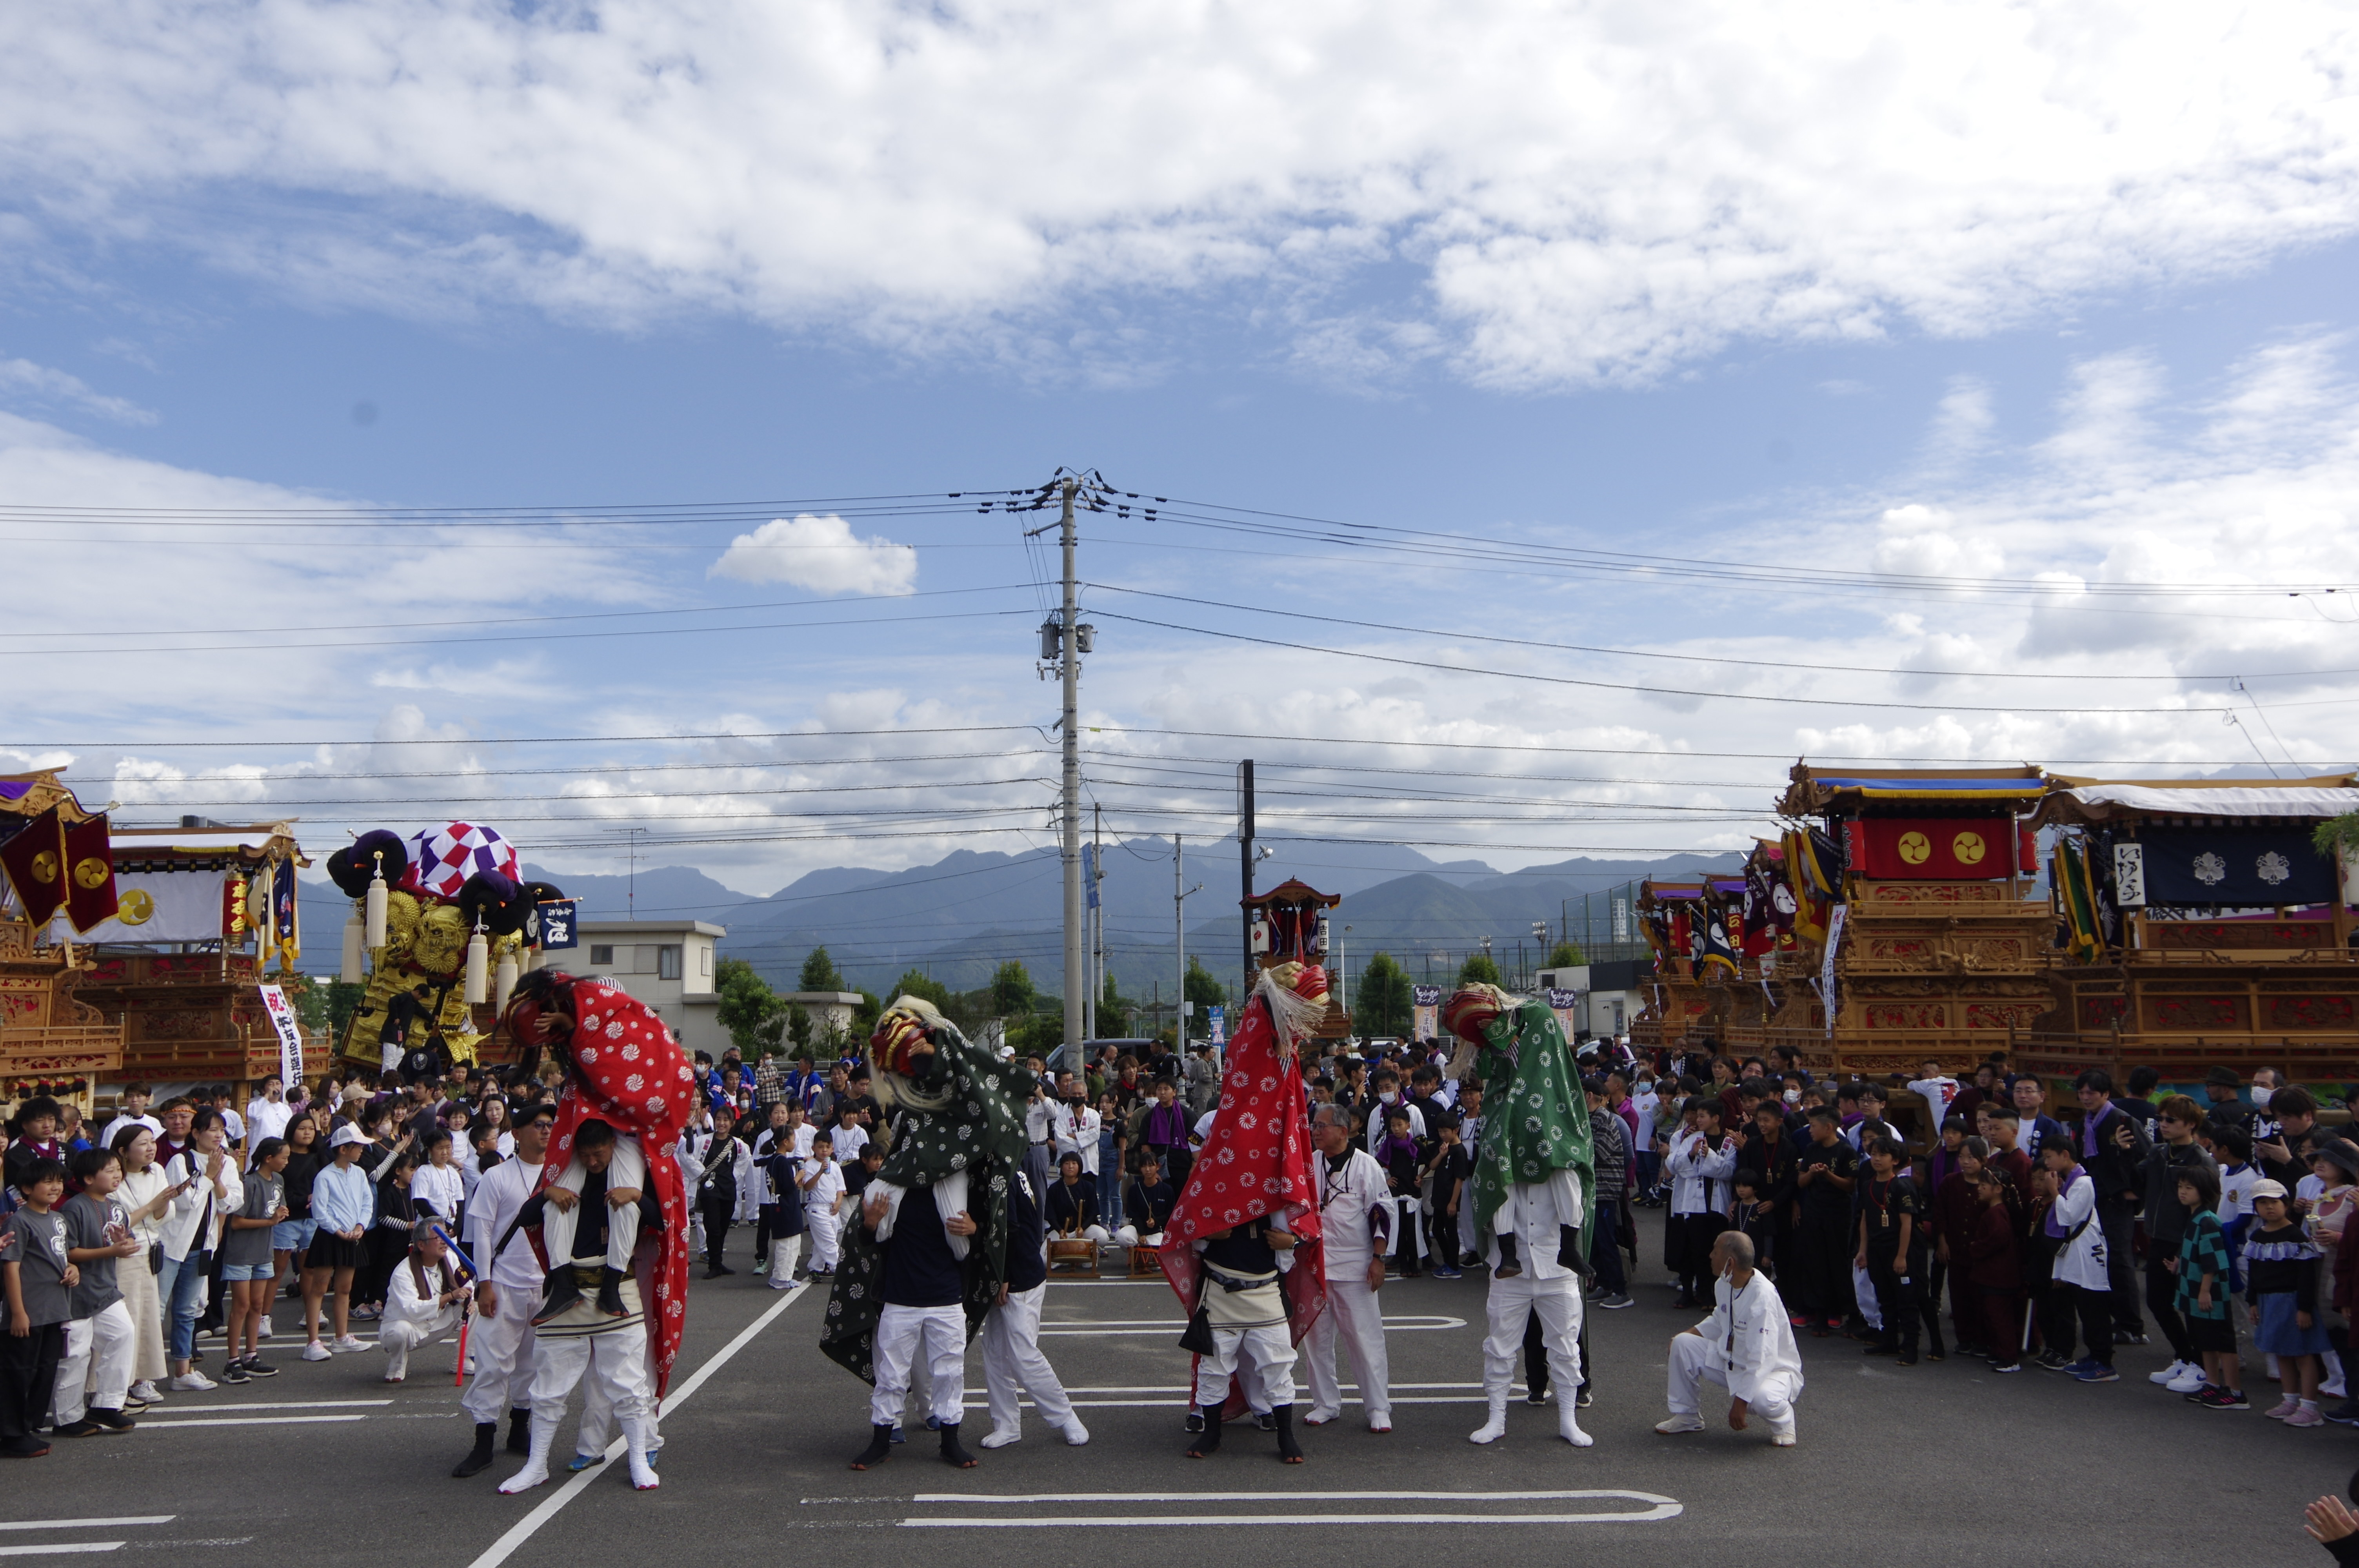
[501,972,694,1396]
[1158,961,1329,1458]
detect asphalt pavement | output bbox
[6,1208,2353,1567]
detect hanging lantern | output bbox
[465,925,490,1005]
[493,948,519,1014]
[341,910,364,983]
[364,852,389,949]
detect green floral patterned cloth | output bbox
[1464,997,1595,1249]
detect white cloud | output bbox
[1923,376,1994,465]
[708,515,918,596]
[4,1,2358,383]
[0,355,154,424]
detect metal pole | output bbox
[1086,801,1101,1046]
[1238,759,1255,995]
[1175,834,1185,1044]
[1059,478,1085,1066]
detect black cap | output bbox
[2204,1065,2241,1087]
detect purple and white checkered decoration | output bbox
[400,820,520,899]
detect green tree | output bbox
[1098,971,1132,1037]
[1355,951,1413,1036]
[989,960,1037,1018]
[1545,940,1586,969]
[714,956,783,1057]
[798,946,846,993]
[891,969,953,1012]
[1009,1003,1064,1059]
[1457,951,1503,988]
[2315,813,2359,861]
[1182,956,1225,1040]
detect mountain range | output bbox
[296,838,1738,1004]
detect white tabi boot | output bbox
[1556,1390,1594,1448]
[620,1414,660,1490]
[498,1410,563,1494]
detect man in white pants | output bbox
[453,1103,551,1477]
[381,1229,471,1382]
[1657,1230,1803,1447]
[496,1120,661,1494]
[1183,1214,1304,1462]
[1304,1105,1393,1433]
[533,1122,646,1323]
[849,1174,980,1470]
[979,1169,1089,1449]
[1470,1167,1590,1447]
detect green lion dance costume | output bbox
[1441,984,1598,1448]
[819,996,1035,1386]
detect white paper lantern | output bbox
[465,928,490,1005]
[493,949,518,1014]
[364,860,389,949]
[341,911,364,983]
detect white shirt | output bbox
[219,1108,247,1145]
[1693,1268,1805,1406]
[1631,1090,1659,1149]
[1482,1169,1586,1280]
[2221,1162,2259,1227]
[411,1162,465,1224]
[1667,1131,1737,1218]
[831,1123,870,1164]
[802,1157,845,1219]
[1058,1104,1102,1172]
[1906,1076,1961,1126]
[102,1112,163,1148]
[467,1156,547,1295]
[2049,1168,2109,1292]
[1312,1147,1390,1277]
[385,1253,469,1340]
[754,1124,816,1161]
[161,1146,244,1261]
[1024,1097,1054,1145]
[246,1098,293,1147]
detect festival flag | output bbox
[1699,905,1742,976]
[0,805,67,926]
[63,813,118,933]
[272,858,300,965]
[2057,842,2103,962]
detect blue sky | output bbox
[6,0,2359,897]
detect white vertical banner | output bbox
[1820,905,1848,1039]
[257,983,304,1085]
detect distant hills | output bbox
[300,838,1741,1003]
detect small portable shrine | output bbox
[2025,774,2359,1083]
[1243,877,1351,1038]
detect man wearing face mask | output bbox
[1656,1230,1804,1446]
[1362,1071,1425,1154]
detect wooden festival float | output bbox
[1632,860,1799,1058]
[1243,878,1352,1040]
[68,820,325,1095]
[1761,764,2054,1079]
[0,772,127,1114]
[323,822,569,1077]
[2023,774,2359,1085]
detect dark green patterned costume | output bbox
[1462,996,1595,1252]
[819,1017,1035,1385]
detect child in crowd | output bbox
[1931,1137,1987,1356]
[1732,1167,1777,1277]
[220,1137,290,1384]
[2246,1178,2330,1427]
[1854,1136,1933,1365]
[831,1103,870,1165]
[1378,1109,1423,1278]
[2171,1164,2241,1410]
[412,1130,465,1233]
[1,1159,74,1457]
[2213,1126,2258,1290]
[801,1132,844,1276]
[1967,1166,2026,1372]
[1428,1118,1470,1279]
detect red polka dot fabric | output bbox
[534,976,695,1395]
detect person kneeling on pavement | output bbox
[381,1227,473,1383]
[1657,1229,1805,1447]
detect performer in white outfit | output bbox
[453,1103,552,1477]
[1303,1105,1394,1432]
[1184,1212,1303,1461]
[978,1169,1090,1449]
[1656,1230,1804,1446]
[535,1127,645,1316]
[1473,1168,1590,1446]
[497,1120,662,1494]
[381,1229,472,1382]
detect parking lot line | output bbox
[897,1488,1682,1528]
[0,1525,171,1536]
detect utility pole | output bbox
[1087,802,1103,1045]
[1175,833,1201,1047]
[1057,478,1085,1066]
[1237,760,1256,995]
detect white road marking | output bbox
[1039,1315,1463,1335]
[0,1526,171,1537]
[0,1546,125,1558]
[898,1488,1682,1527]
[462,1280,810,1568]
[131,1416,368,1429]
[140,1401,389,1412]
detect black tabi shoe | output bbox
[1273,1403,1303,1464]
[937,1421,978,1468]
[1184,1410,1205,1433]
[531,1268,582,1326]
[1557,1225,1592,1279]
[1255,1411,1276,1432]
[507,1409,533,1454]
[596,1266,629,1317]
[1186,1405,1223,1457]
[1494,1235,1523,1279]
[850,1423,894,1470]
[453,1423,498,1478]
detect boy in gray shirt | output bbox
[2,1157,75,1457]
